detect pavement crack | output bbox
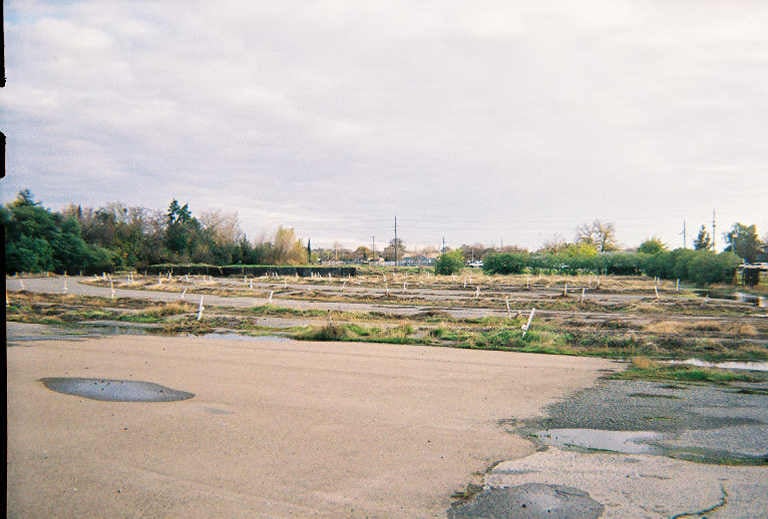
[669,484,728,518]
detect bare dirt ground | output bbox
[7,335,613,518]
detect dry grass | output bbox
[689,321,723,332]
[723,323,759,337]
[137,302,195,317]
[630,356,658,369]
[644,321,686,334]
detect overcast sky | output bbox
[2,1,767,251]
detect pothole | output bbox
[447,483,604,519]
[40,377,194,402]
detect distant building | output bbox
[401,255,436,266]
[738,263,768,287]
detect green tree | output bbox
[4,190,114,274]
[724,223,761,263]
[687,251,741,285]
[638,237,667,255]
[164,199,203,261]
[435,250,465,275]
[693,225,712,251]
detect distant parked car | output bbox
[467,261,483,268]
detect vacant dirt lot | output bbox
[7,335,613,518]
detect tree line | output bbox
[478,228,766,285]
[480,248,743,285]
[2,190,309,274]
[436,220,766,286]
[3,191,766,285]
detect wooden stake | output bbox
[197,296,205,320]
[505,297,511,318]
[521,308,536,338]
[268,290,274,303]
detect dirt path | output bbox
[7,335,613,518]
[9,276,756,324]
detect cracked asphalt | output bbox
[465,379,768,518]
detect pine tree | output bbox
[693,225,712,251]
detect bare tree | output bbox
[576,220,618,252]
[539,234,568,254]
[199,210,244,246]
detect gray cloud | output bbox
[3,0,767,250]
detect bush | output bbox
[482,252,528,274]
[686,251,740,285]
[435,250,465,275]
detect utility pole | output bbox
[442,236,446,254]
[712,209,717,252]
[394,216,398,267]
[681,219,687,249]
[371,235,375,261]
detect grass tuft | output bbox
[615,356,766,384]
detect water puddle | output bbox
[734,292,766,307]
[701,290,766,307]
[536,428,665,454]
[40,377,194,402]
[666,358,768,372]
